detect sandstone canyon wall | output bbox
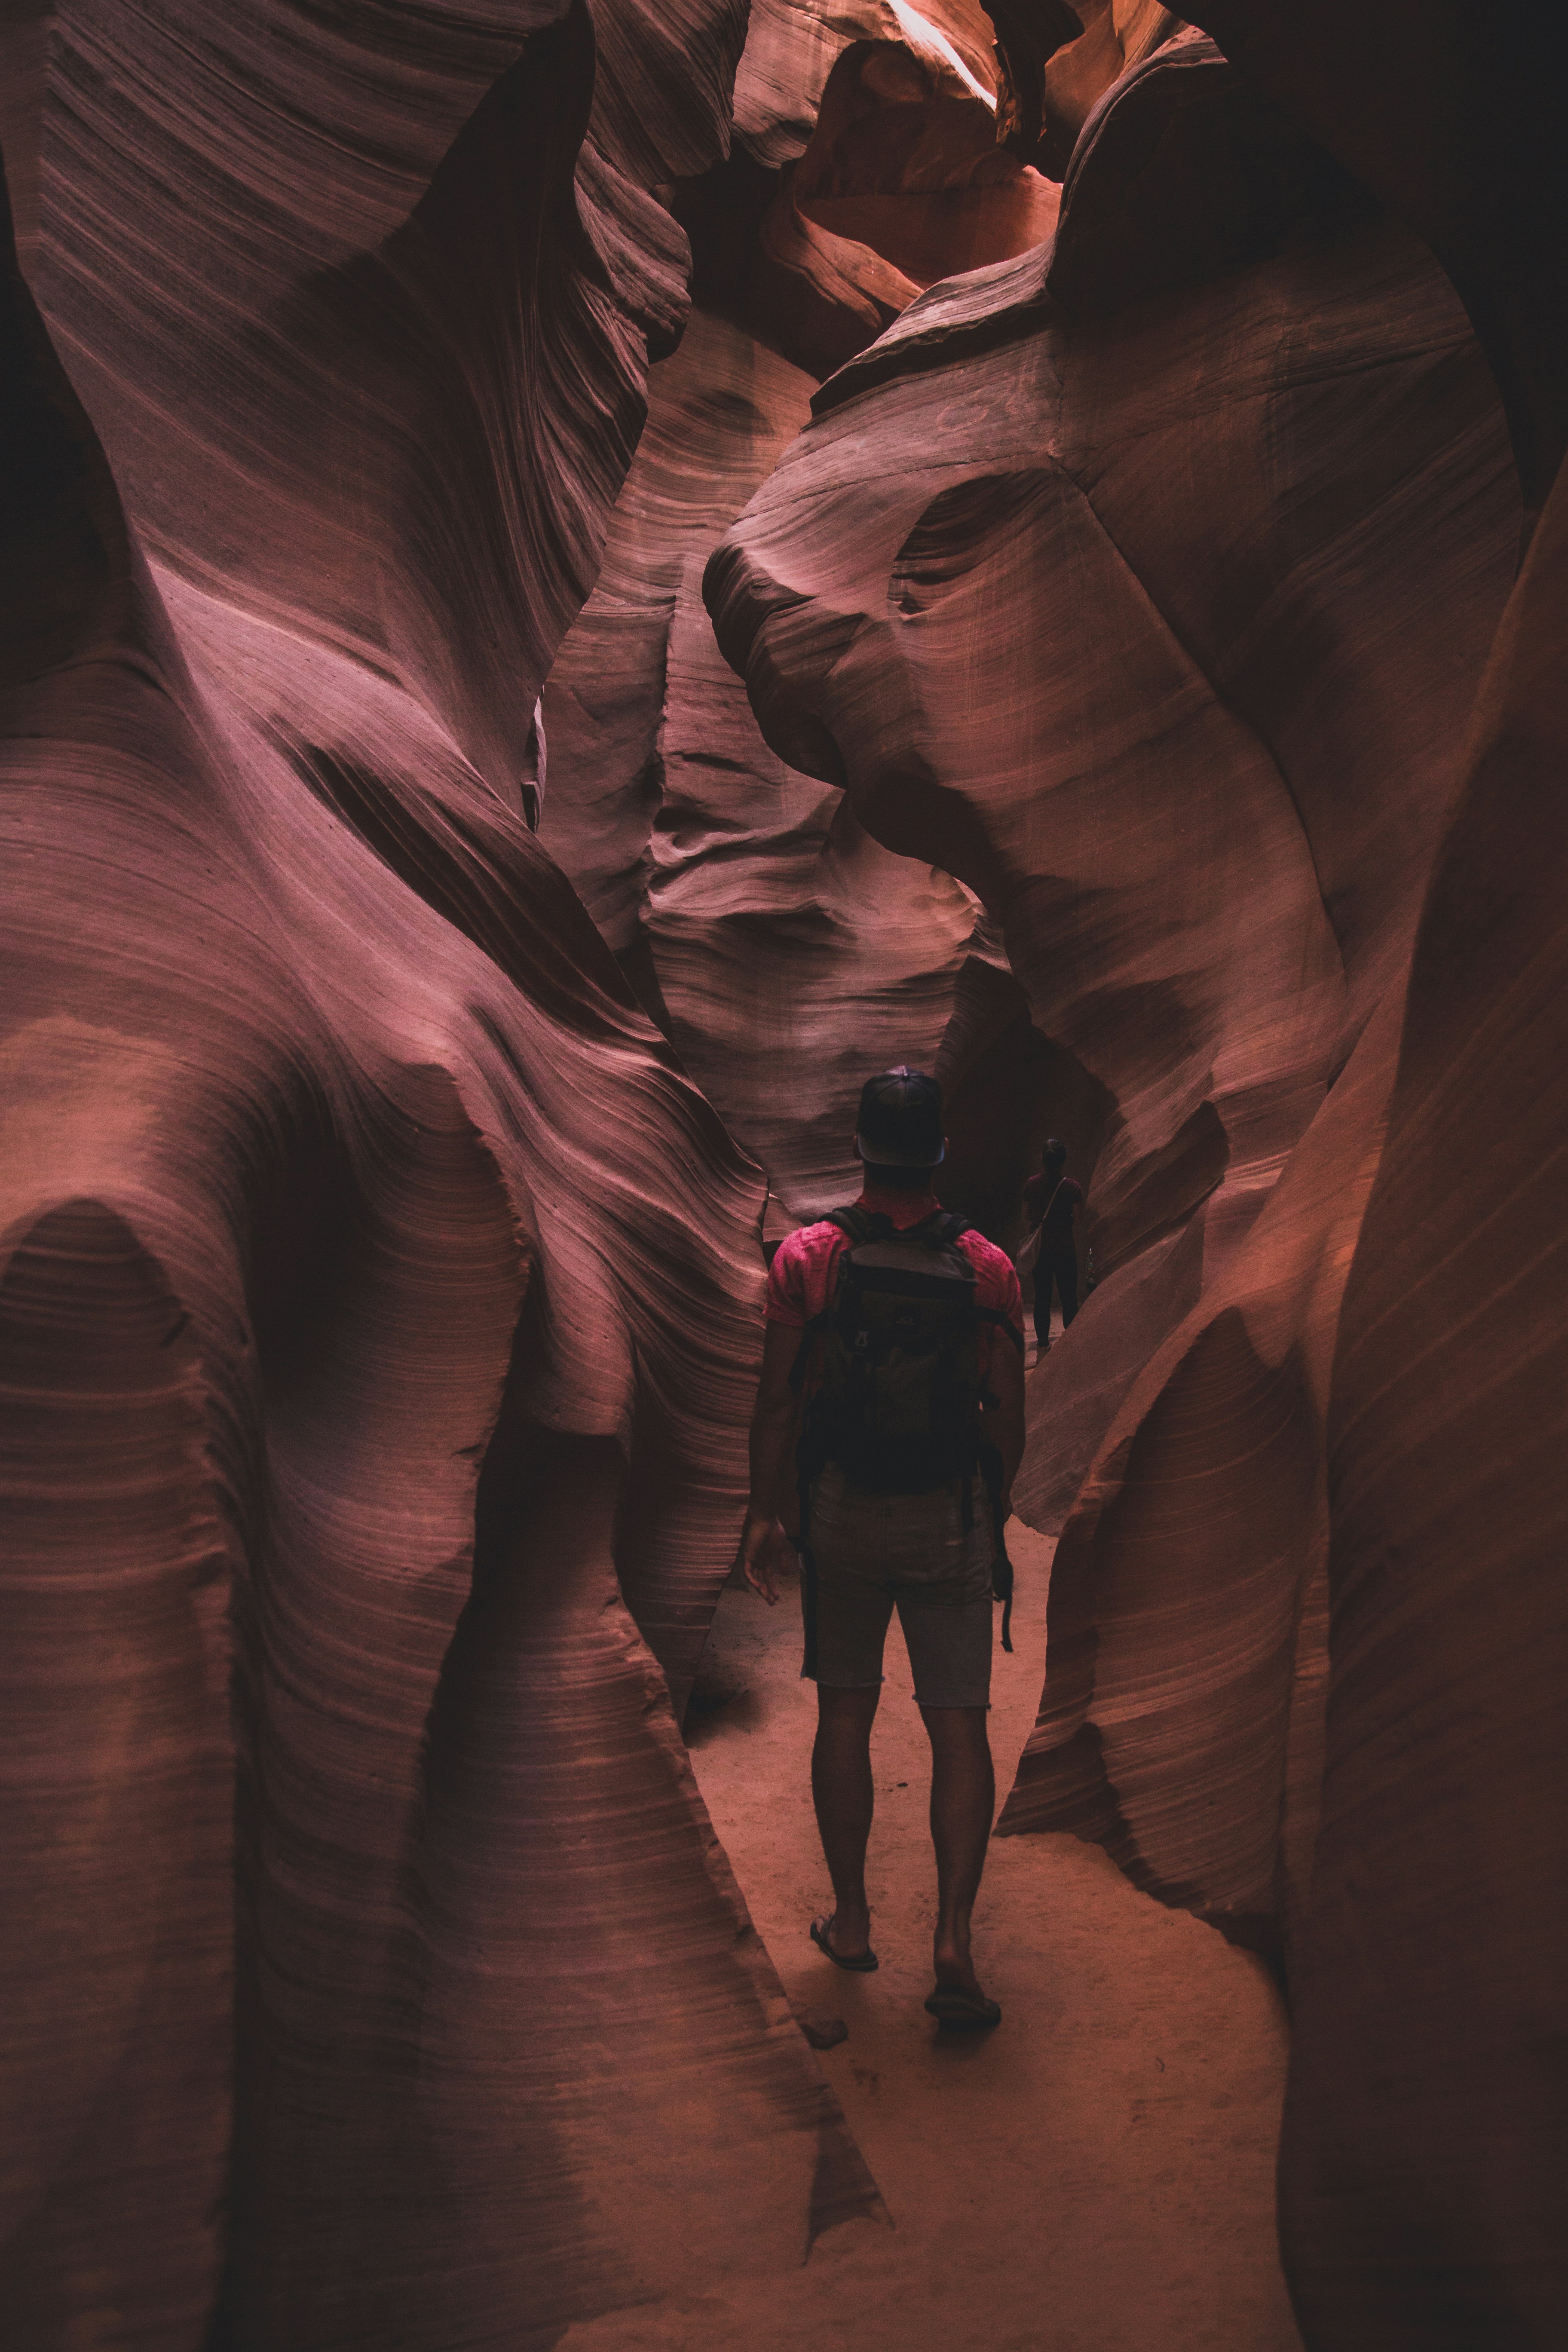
[541,0,1063,1227]
[3,1,1565,2347]
[710,10,1564,2346]
[1176,8,1568,2341]
[0,6,882,2345]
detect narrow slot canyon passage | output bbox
[5,1,1566,2342]
[563,1520,1300,2352]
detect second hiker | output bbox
[1021,1137,1083,1357]
[734,1067,1025,2030]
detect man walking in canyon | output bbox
[735,1069,1025,2028]
[1022,1136,1084,1356]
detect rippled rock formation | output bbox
[1277,469,1568,2348]
[6,0,1566,2344]
[545,5,1058,1223]
[1175,8,1568,2340]
[705,3,1518,1961]
[0,6,879,2343]
[541,299,983,1224]
[710,35,1517,1534]
[713,15,1566,2345]
[749,25,1057,375]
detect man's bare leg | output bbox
[920,1703,995,1995]
[811,1683,881,1957]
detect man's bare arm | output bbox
[734,1319,802,1604]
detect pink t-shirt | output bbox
[766,1184,1023,1378]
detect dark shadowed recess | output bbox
[808,30,1375,421]
[986,0,1088,165]
[1044,32,1374,319]
[933,956,1112,1247]
[0,155,134,679]
[1188,0,1568,525]
[1275,467,1568,2352]
[662,30,1054,385]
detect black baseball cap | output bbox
[855,1066,946,1167]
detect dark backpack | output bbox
[791,1207,1020,1655]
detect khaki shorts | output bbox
[803,1464,995,1709]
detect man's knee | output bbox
[919,1701,992,1754]
[817,1682,881,1731]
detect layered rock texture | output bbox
[5,1,1567,2347]
[1176,10,1568,2339]
[0,6,879,2344]
[540,300,983,1224]
[710,15,1565,2346]
[543,4,1061,1221]
[1276,455,1568,2350]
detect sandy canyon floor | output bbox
[566,1513,1303,2351]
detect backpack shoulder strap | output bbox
[977,1304,1026,1354]
[897,1208,970,1249]
[787,1210,870,1395]
[824,1205,876,1245]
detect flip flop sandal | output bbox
[810,1917,879,1973]
[924,1985,1002,2030]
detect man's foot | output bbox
[926,1944,999,2027]
[933,1937,982,1992]
[810,1912,879,1972]
[925,1981,1002,2029]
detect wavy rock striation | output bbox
[542,301,983,1225]
[0,6,882,2345]
[546,4,1061,1226]
[8,1,1564,2344]
[714,15,1567,2342]
[1276,461,1568,2351]
[736,0,1001,170]
[671,4,1060,387]
[709,29,1517,1965]
[749,28,1057,377]
[1169,6,1568,2340]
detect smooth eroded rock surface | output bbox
[711,17,1564,2344]
[5,3,1565,2346]
[0,7,881,2342]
